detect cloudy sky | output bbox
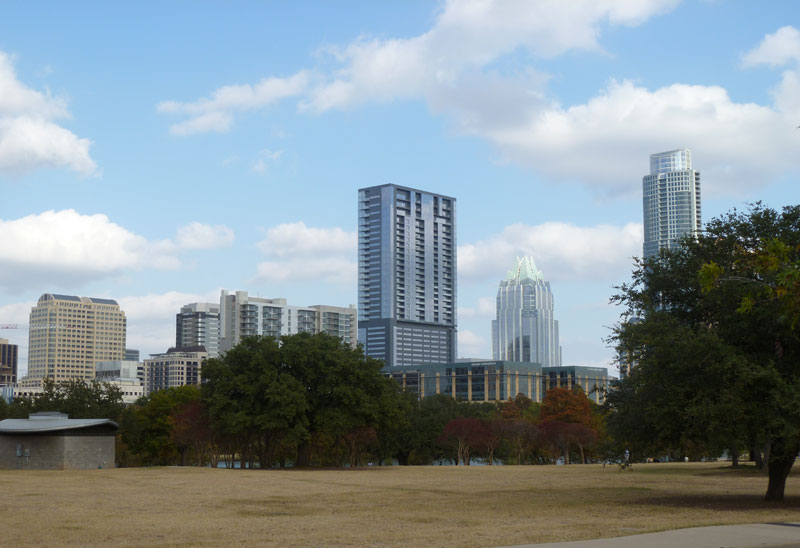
[1,1,798,375]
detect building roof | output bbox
[38,294,119,306]
[89,297,119,305]
[0,412,118,434]
[47,293,81,302]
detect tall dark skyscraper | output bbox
[642,149,701,259]
[358,184,457,367]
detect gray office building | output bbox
[643,149,701,259]
[176,302,220,358]
[358,184,457,367]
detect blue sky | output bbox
[1,0,799,375]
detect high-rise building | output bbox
[0,338,18,386]
[218,290,357,353]
[27,294,126,382]
[124,348,140,362]
[358,184,457,367]
[642,149,701,259]
[492,257,561,367]
[176,302,221,358]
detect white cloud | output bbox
[742,26,800,124]
[302,0,679,112]
[157,7,800,196]
[175,222,235,250]
[257,222,355,257]
[458,329,488,359]
[255,222,356,284]
[120,291,219,321]
[0,52,96,176]
[459,297,495,319]
[251,148,284,173]
[0,209,180,291]
[485,79,800,196]
[256,257,356,284]
[742,26,800,68]
[459,222,642,283]
[158,71,310,135]
[169,111,232,136]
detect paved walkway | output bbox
[498,523,800,548]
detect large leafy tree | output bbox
[202,332,398,467]
[202,335,308,468]
[608,203,800,501]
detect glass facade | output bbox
[643,149,701,259]
[385,361,610,404]
[492,257,561,367]
[358,184,457,367]
[176,302,221,358]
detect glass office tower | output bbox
[642,149,701,259]
[358,184,457,367]
[492,256,561,367]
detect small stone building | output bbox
[0,412,117,470]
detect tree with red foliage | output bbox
[438,418,491,465]
[539,387,598,464]
[171,399,215,466]
[540,387,593,427]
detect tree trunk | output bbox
[563,448,570,465]
[296,440,311,467]
[397,451,410,466]
[578,443,585,464]
[749,439,764,470]
[731,445,739,467]
[765,438,799,501]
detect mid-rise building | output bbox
[358,184,457,367]
[643,149,701,259]
[218,291,356,353]
[384,361,610,404]
[27,294,126,382]
[0,338,18,386]
[176,302,221,358]
[492,257,562,367]
[143,347,207,395]
[94,360,144,404]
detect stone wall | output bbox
[0,433,115,470]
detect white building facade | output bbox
[492,257,562,368]
[643,149,702,259]
[218,291,357,353]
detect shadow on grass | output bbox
[641,493,800,511]
[631,463,766,477]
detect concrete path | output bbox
[498,523,800,548]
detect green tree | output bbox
[6,379,124,422]
[122,385,202,466]
[609,203,800,500]
[202,335,308,468]
[279,332,393,466]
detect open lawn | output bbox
[2,463,800,547]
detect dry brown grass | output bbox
[2,463,800,547]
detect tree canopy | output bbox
[608,203,800,500]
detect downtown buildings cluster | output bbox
[0,148,701,404]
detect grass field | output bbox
[2,463,800,547]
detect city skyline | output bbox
[1,2,798,375]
